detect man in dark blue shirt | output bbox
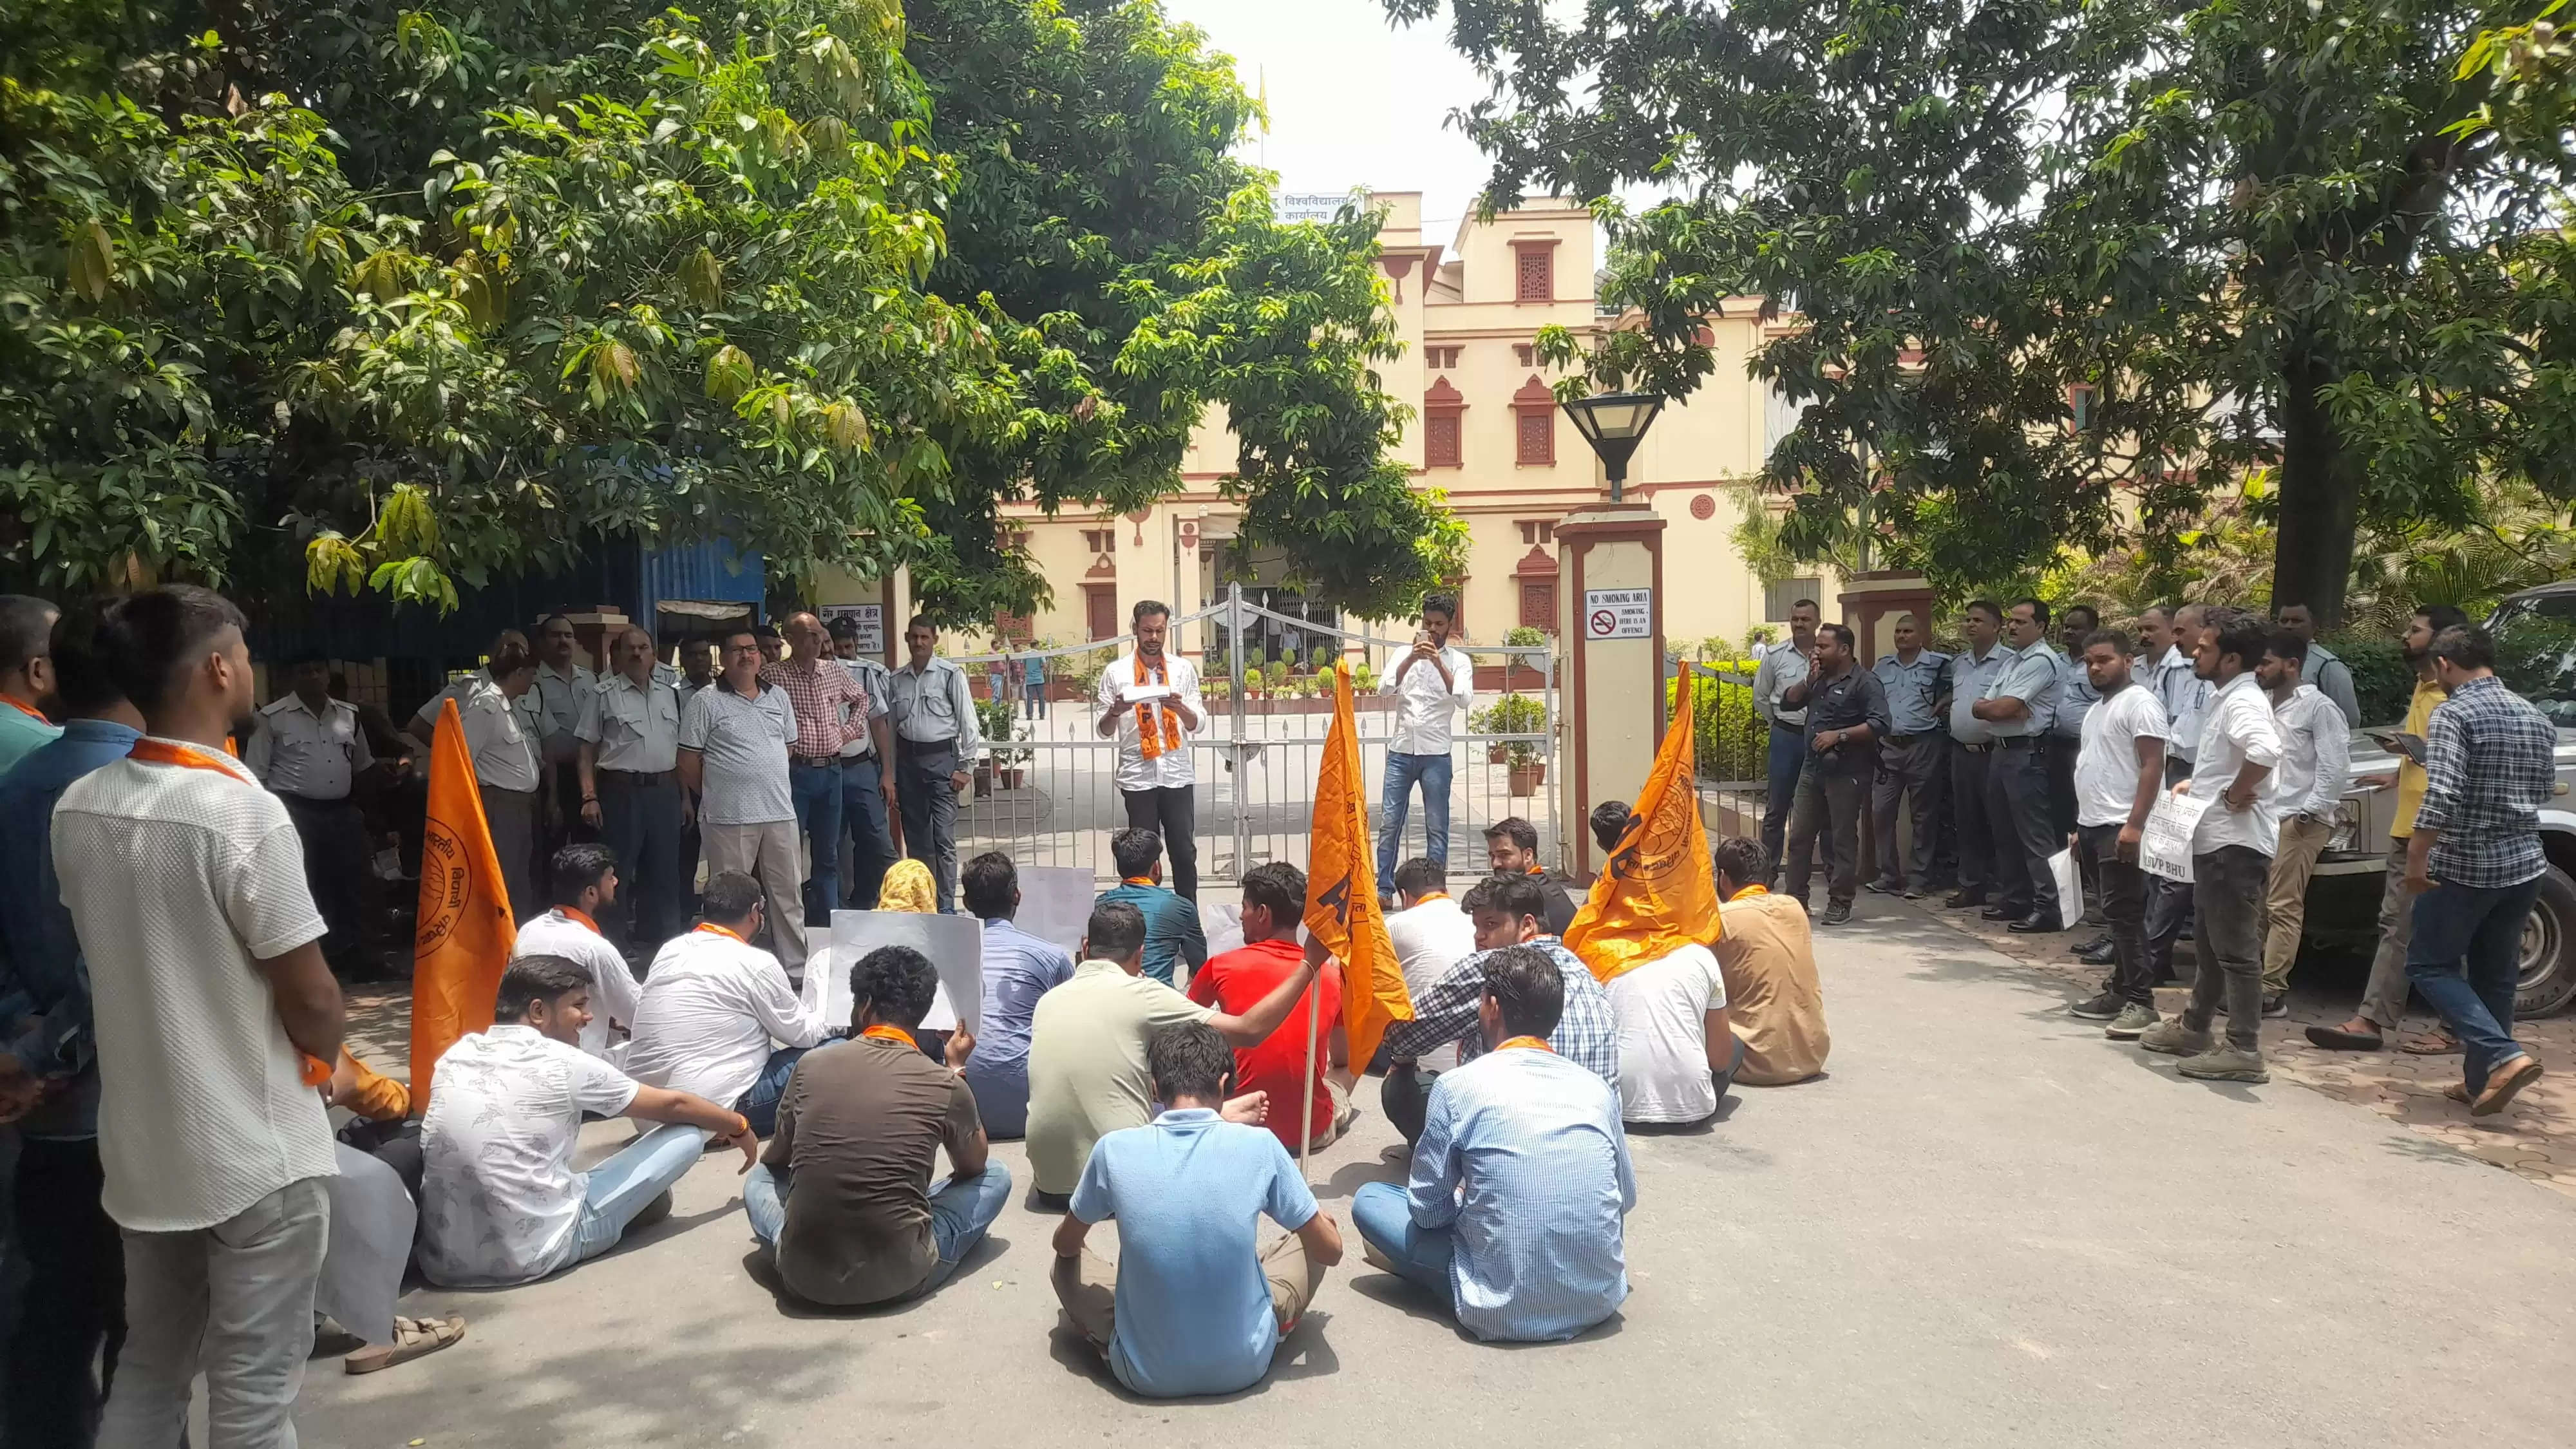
[1094,828,1208,987]
[0,601,142,1446]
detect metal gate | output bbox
[947,583,1558,889]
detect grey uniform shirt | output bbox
[2300,641,2362,726]
[838,657,893,761]
[2052,650,2099,741]
[885,657,985,763]
[246,695,374,800]
[681,683,799,826]
[1981,645,2061,738]
[578,672,683,774]
[531,661,596,764]
[1871,650,1951,739]
[1752,640,1812,729]
[2152,647,2210,762]
[1947,646,2013,744]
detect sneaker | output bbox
[2260,993,2289,1019]
[1864,877,1903,895]
[2177,1045,2270,1083]
[1902,885,1928,900]
[2104,1002,2161,1039]
[2069,991,2122,1021]
[1820,903,1853,926]
[2136,1017,2211,1057]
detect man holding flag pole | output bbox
[1300,659,1413,1171]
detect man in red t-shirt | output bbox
[1188,862,1348,1153]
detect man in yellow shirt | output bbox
[1709,837,1830,1085]
[2307,605,2470,1052]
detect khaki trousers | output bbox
[2260,815,2335,994]
[701,817,807,968]
[1052,1230,1322,1349]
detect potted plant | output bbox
[1485,693,1548,793]
[975,696,1017,791]
[1244,665,1265,697]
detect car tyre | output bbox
[2513,865,2576,1019]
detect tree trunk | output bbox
[2272,345,2362,632]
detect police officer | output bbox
[531,612,596,845]
[828,616,902,908]
[1971,598,2065,932]
[1869,612,1951,898]
[576,625,686,947]
[884,615,983,911]
[1945,601,2014,912]
[247,650,375,976]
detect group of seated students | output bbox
[392,822,1828,1393]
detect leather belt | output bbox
[896,737,958,755]
[791,755,845,768]
[1956,740,1991,753]
[599,768,676,784]
[1996,735,2039,749]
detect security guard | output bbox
[1971,598,2065,932]
[247,650,375,976]
[1868,612,1952,898]
[883,614,984,912]
[576,625,686,947]
[531,612,597,844]
[829,615,901,907]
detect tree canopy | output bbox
[1398,0,2576,626]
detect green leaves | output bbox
[66,219,115,303]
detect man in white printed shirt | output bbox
[53,586,348,1445]
[513,843,645,1060]
[2255,628,2351,1016]
[623,871,833,1135]
[247,649,376,976]
[2139,609,2282,1083]
[1377,591,1473,893]
[1095,599,1207,900]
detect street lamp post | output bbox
[1559,390,1665,502]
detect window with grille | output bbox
[1425,413,1462,468]
[1515,408,1553,465]
[1520,580,1557,632]
[1763,576,1823,623]
[1513,343,1535,366]
[1515,247,1553,302]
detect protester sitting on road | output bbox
[1094,828,1208,986]
[623,871,832,1136]
[743,945,1008,1307]
[1709,838,1831,1085]
[512,842,643,1061]
[1188,862,1350,1153]
[1050,1020,1344,1397]
[1384,854,1477,1013]
[1378,871,1620,1144]
[1023,900,1320,1204]
[418,956,758,1287]
[960,851,1077,1139]
[1353,945,1636,1343]
[1484,815,1578,934]
[1584,800,1743,1126]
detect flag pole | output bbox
[1297,976,1320,1178]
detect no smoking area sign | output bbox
[1582,587,1653,640]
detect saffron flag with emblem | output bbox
[1567,663,1722,984]
[1303,661,1410,1071]
[408,697,518,1108]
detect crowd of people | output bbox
[0,576,2558,1437]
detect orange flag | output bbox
[408,697,517,1109]
[1303,660,1410,1070]
[1566,662,1722,983]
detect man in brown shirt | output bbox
[1710,838,1831,1085]
[742,945,1006,1306]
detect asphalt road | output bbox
[296,898,2576,1447]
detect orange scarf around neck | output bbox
[1132,653,1183,761]
[860,1023,918,1051]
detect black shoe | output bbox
[1980,905,2015,920]
[1820,903,1853,925]
[1864,877,1903,895]
[2069,990,2123,1021]
[2007,914,2064,934]
[2074,942,2116,965]
[2067,934,2110,956]
[1944,891,1987,909]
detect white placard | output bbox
[1583,588,1653,640]
[2049,847,2082,920]
[2140,790,2212,883]
[803,910,985,1034]
[1012,867,1100,961]
[818,603,884,656]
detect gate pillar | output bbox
[1553,503,1666,884]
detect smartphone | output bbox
[2369,730,2429,766]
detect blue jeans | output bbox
[744,1162,1012,1298]
[570,1123,708,1265]
[1376,750,1455,889]
[735,1046,811,1137]
[1760,726,1804,877]
[1352,1181,1453,1302]
[840,757,898,909]
[1024,686,1047,720]
[790,760,844,925]
[2406,876,2544,1094]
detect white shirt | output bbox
[460,677,542,791]
[2188,672,2284,856]
[1094,650,1204,791]
[52,741,335,1231]
[1386,895,1479,1004]
[577,672,682,773]
[2271,683,2352,824]
[417,1025,641,1287]
[1606,944,1730,1125]
[513,908,643,1060]
[1383,645,1474,754]
[246,694,374,800]
[679,683,799,826]
[623,927,829,1106]
[531,660,596,762]
[1751,640,1810,728]
[2075,683,2169,828]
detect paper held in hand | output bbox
[2140,790,2213,883]
[1117,681,1174,703]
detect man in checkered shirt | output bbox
[2405,625,2561,1117]
[1378,871,1620,1144]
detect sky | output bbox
[1160,0,1504,238]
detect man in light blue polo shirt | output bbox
[1944,601,2014,911]
[1971,598,2065,932]
[1050,1020,1343,1398]
[1870,612,1951,898]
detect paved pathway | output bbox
[307,899,2576,1446]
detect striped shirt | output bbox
[1408,1044,1634,1341]
[1381,936,1620,1088]
[2417,676,2557,889]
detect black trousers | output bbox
[2079,823,2153,1005]
[598,771,687,947]
[7,1136,122,1449]
[1121,785,1198,901]
[1871,735,1946,891]
[1785,762,1870,908]
[895,740,961,912]
[1949,743,1998,898]
[281,794,366,972]
[1987,740,2061,922]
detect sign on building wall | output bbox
[1583,588,1653,641]
[819,603,885,656]
[1279,191,1356,225]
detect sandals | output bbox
[2304,1021,2387,1051]
[2399,1030,2463,1056]
[345,1315,466,1375]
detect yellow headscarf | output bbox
[876,858,938,914]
